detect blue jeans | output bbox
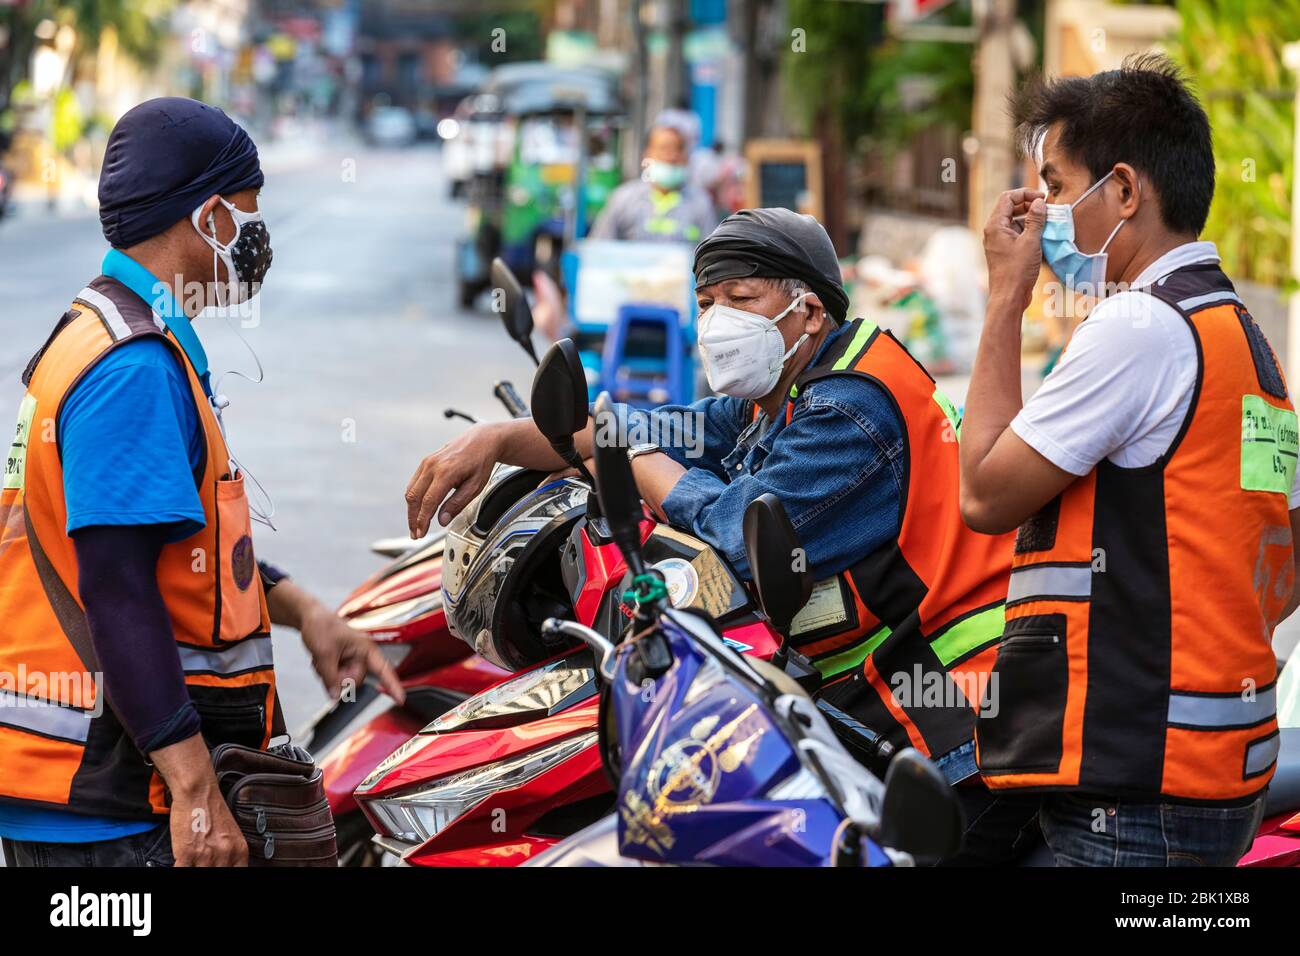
[935,739,979,785]
[1,823,172,867]
[1039,793,1265,867]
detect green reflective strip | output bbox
[1241,395,1298,494]
[4,393,37,492]
[832,319,878,371]
[933,386,961,441]
[930,605,1005,668]
[814,624,891,678]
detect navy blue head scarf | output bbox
[99,97,264,248]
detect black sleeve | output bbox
[257,558,290,591]
[72,524,202,754]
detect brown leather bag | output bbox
[210,741,338,867]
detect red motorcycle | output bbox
[306,260,542,865]
[352,506,782,864]
[304,527,508,865]
[350,326,821,865]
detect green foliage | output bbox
[782,0,885,142]
[53,0,174,68]
[859,29,975,158]
[782,0,972,155]
[452,6,547,64]
[1168,0,1299,286]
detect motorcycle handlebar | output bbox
[494,381,529,418]
[542,618,616,681]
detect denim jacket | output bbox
[626,323,907,580]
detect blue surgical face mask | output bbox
[1041,170,1127,295]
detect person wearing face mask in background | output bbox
[961,55,1300,866]
[587,111,718,244]
[0,98,403,868]
[405,207,1025,863]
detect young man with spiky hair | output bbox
[961,54,1300,865]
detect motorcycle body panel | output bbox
[608,610,891,867]
[354,510,783,865]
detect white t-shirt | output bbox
[1011,241,1300,508]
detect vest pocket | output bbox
[215,473,263,642]
[191,684,270,750]
[976,614,1068,775]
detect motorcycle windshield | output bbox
[425,650,596,734]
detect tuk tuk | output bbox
[455,63,624,307]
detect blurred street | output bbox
[0,136,537,734]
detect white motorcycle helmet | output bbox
[442,465,590,671]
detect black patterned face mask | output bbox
[193,197,274,304]
[230,218,273,295]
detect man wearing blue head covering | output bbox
[0,98,403,867]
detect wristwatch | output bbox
[627,443,662,462]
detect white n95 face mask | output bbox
[697,292,810,400]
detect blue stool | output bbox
[601,304,687,409]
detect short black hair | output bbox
[1012,53,1214,236]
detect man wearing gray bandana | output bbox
[405,207,1026,864]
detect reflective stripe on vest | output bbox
[976,264,1289,801]
[0,689,91,743]
[1006,563,1092,604]
[178,637,275,676]
[1167,685,1276,730]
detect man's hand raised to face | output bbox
[983,188,1046,312]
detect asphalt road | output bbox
[0,137,537,735]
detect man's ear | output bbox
[196,193,233,242]
[801,293,826,334]
[1113,163,1141,219]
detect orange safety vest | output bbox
[0,276,277,820]
[773,319,1014,761]
[976,264,1292,803]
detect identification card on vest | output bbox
[4,394,37,492]
[1241,395,1298,494]
[789,576,850,637]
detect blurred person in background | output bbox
[588,110,718,245]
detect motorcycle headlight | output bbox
[346,592,444,632]
[364,731,597,843]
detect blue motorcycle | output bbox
[528,394,964,867]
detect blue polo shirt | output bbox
[0,251,207,844]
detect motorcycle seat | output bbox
[1265,726,1300,817]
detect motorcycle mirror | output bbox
[873,749,965,865]
[491,257,538,366]
[531,339,590,481]
[592,392,645,572]
[742,494,814,637]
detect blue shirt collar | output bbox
[101,248,210,378]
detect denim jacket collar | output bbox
[720,321,850,477]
